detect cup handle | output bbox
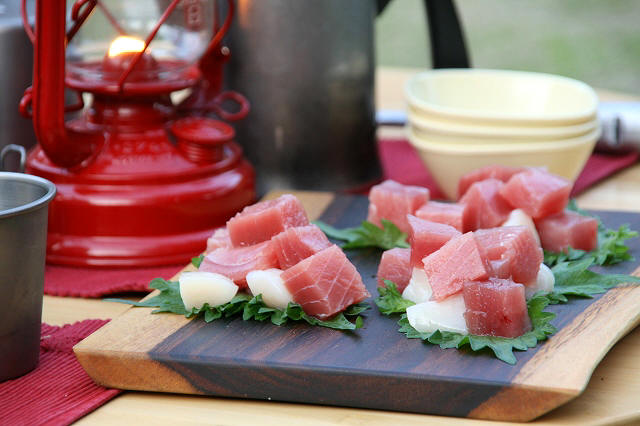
[0,144,27,172]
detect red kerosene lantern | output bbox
[19,0,255,267]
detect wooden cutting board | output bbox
[74,191,640,422]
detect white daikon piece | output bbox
[402,267,433,304]
[501,208,541,245]
[179,271,239,311]
[525,263,555,299]
[246,269,293,310]
[406,293,468,335]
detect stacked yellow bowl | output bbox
[405,69,600,199]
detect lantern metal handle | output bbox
[22,0,102,44]
[209,91,250,122]
[28,0,104,168]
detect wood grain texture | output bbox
[73,195,640,422]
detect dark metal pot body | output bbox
[0,2,36,172]
[223,0,380,194]
[0,172,55,382]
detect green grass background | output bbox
[376,0,640,95]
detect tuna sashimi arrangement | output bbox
[189,194,370,324]
[108,166,638,362]
[307,164,638,363]
[374,165,599,340]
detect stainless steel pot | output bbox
[0,1,36,172]
[222,0,379,193]
[220,0,468,194]
[0,171,55,382]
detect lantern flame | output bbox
[108,36,146,58]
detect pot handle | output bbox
[0,144,27,173]
[424,0,470,68]
[377,0,470,69]
[376,0,393,14]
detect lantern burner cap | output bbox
[171,117,235,145]
[172,117,236,164]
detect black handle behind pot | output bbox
[377,0,471,69]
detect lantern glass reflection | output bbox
[66,0,214,82]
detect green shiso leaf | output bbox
[548,257,640,302]
[191,254,205,268]
[544,200,638,267]
[104,278,189,315]
[106,278,369,331]
[314,219,409,250]
[374,280,415,315]
[394,294,557,365]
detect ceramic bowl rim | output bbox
[405,68,599,124]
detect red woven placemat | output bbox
[572,150,640,195]
[377,138,446,199]
[0,320,121,426]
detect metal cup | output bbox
[0,171,56,382]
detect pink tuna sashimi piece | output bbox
[415,201,468,232]
[377,247,411,291]
[463,278,532,338]
[206,228,232,253]
[408,215,461,268]
[460,178,512,231]
[474,226,543,285]
[458,165,526,199]
[199,241,278,288]
[499,168,571,219]
[366,180,430,234]
[281,245,370,319]
[535,210,598,253]
[271,224,332,270]
[422,232,490,301]
[226,194,309,247]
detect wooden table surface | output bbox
[42,67,640,425]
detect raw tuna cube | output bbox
[367,180,430,234]
[474,226,543,285]
[227,194,309,246]
[460,179,512,231]
[271,224,332,269]
[281,245,370,319]
[415,201,468,232]
[458,165,526,199]
[199,241,279,288]
[377,247,411,291]
[422,232,490,301]
[499,168,571,219]
[408,215,461,268]
[206,228,232,253]
[535,210,598,253]
[463,278,532,338]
